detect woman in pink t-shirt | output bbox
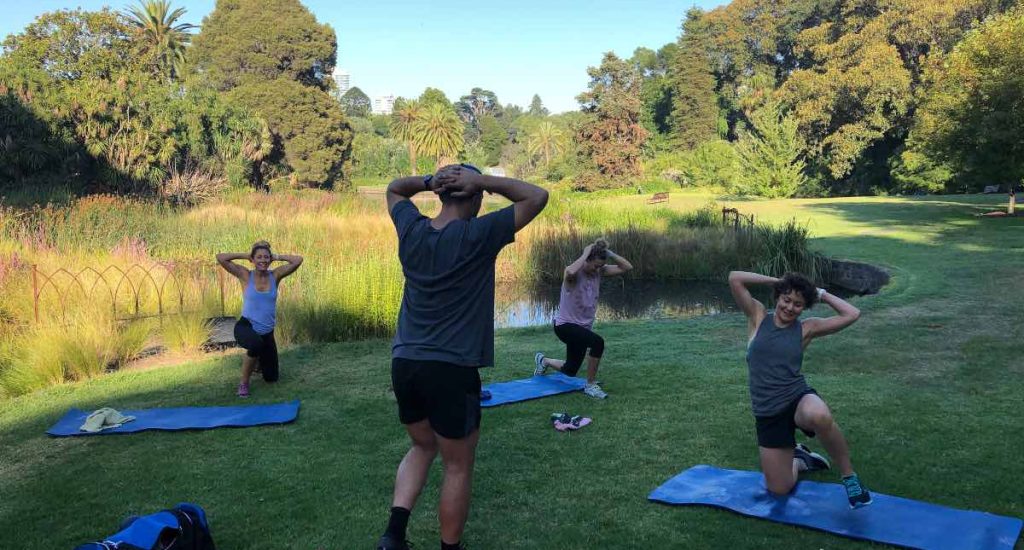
[533,239,633,398]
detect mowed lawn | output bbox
[1,194,1021,549]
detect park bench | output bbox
[647,192,670,204]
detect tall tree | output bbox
[190,0,336,91]
[526,121,566,166]
[390,99,422,175]
[412,102,464,165]
[670,9,720,149]
[912,7,1024,207]
[575,52,648,190]
[478,114,506,166]
[190,0,352,189]
[528,94,548,117]
[124,0,196,81]
[733,102,807,198]
[633,43,677,137]
[418,87,451,108]
[454,87,501,146]
[340,86,371,118]
[455,88,501,123]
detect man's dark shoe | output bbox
[376,533,412,550]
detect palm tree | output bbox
[390,99,423,176]
[527,121,566,166]
[413,103,464,166]
[229,116,273,190]
[125,0,196,81]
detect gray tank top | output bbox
[746,313,810,416]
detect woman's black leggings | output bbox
[553,322,604,377]
[233,317,279,382]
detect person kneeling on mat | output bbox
[728,271,872,509]
[378,164,547,550]
[533,239,633,399]
[216,241,302,398]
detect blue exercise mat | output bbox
[47,400,300,436]
[649,465,1023,550]
[481,373,587,407]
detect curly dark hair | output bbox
[772,272,818,308]
[250,240,272,259]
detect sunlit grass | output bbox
[1,189,835,395]
[0,193,1022,548]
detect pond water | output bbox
[495,280,737,328]
[494,280,854,328]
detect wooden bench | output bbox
[647,192,670,204]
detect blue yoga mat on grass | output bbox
[648,465,1022,550]
[47,400,300,436]
[481,373,587,407]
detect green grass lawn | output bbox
[1,195,1022,549]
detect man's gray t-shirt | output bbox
[390,199,516,367]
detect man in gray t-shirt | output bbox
[377,164,548,550]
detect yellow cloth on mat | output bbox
[80,408,136,432]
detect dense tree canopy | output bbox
[190,0,352,189]
[4,0,1023,198]
[189,0,336,91]
[911,7,1024,192]
[0,8,264,196]
[644,0,1020,196]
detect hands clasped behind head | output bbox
[433,165,481,199]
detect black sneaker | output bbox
[551,412,571,425]
[794,443,831,471]
[377,533,412,550]
[843,474,873,509]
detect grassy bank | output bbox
[0,194,1020,548]
[0,190,824,395]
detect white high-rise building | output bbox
[332,69,351,97]
[373,94,396,115]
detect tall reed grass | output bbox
[0,305,153,396]
[0,190,828,396]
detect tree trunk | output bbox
[407,141,417,176]
[1009,189,1016,215]
[252,159,267,192]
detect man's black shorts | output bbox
[754,389,818,448]
[391,357,481,439]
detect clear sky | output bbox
[0,0,727,113]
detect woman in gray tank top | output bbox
[729,270,872,509]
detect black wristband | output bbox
[423,175,432,191]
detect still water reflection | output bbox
[494,280,752,328]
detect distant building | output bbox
[332,69,351,97]
[373,94,396,115]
